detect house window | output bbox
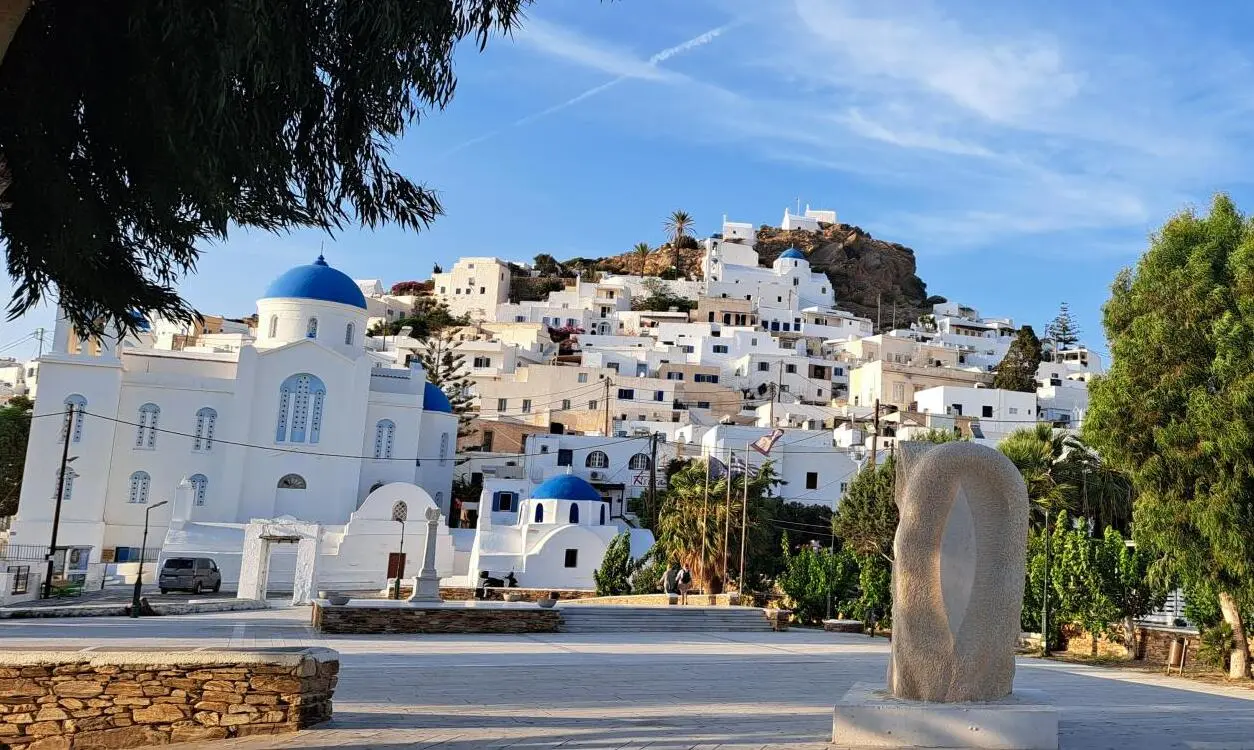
[190,474,208,507]
[636,364,648,377]
[481,431,494,451]
[694,374,719,383]
[569,504,580,524]
[588,399,598,410]
[135,403,160,449]
[561,399,571,410]
[785,364,796,374]
[806,472,818,490]
[617,388,635,400]
[62,395,87,443]
[600,505,607,525]
[585,451,609,469]
[277,474,306,489]
[696,401,711,409]
[193,407,217,451]
[982,405,994,418]
[667,372,683,380]
[128,471,151,504]
[712,345,729,354]
[835,367,844,376]
[607,362,620,373]
[493,491,518,512]
[522,399,532,413]
[793,278,799,286]
[578,373,589,383]
[267,315,278,338]
[497,398,508,411]
[276,373,326,443]
[654,390,665,402]
[629,453,651,470]
[344,323,355,345]
[892,383,906,402]
[473,356,491,368]
[564,549,578,568]
[480,287,486,294]
[682,345,695,354]
[306,317,318,338]
[373,419,396,459]
[557,449,573,466]
[758,362,770,372]
[515,315,525,323]
[840,482,849,493]
[1009,407,1019,415]
[534,503,544,523]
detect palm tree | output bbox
[632,242,651,276]
[663,210,694,274]
[998,423,1072,524]
[1055,435,1134,534]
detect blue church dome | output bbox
[263,256,367,309]
[779,247,807,260]
[423,382,453,413]
[532,475,602,502]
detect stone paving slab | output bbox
[2,608,1254,749]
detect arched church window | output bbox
[306,318,318,338]
[128,471,151,504]
[434,491,444,510]
[268,315,278,338]
[135,404,160,449]
[585,451,609,469]
[373,419,396,459]
[569,503,579,524]
[276,373,326,443]
[63,394,86,443]
[599,504,606,525]
[439,433,449,465]
[628,453,650,470]
[190,474,208,506]
[193,407,217,451]
[52,467,77,501]
[534,503,544,523]
[344,323,354,345]
[277,474,306,489]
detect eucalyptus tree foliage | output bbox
[0,0,527,336]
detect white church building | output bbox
[5,256,459,593]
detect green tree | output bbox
[0,1,527,337]
[413,328,474,436]
[1051,514,1120,657]
[533,253,561,276]
[1045,302,1082,351]
[372,298,469,338]
[655,459,779,594]
[993,325,1043,392]
[998,424,1071,527]
[1084,194,1254,678]
[632,242,651,276]
[832,458,897,563]
[663,210,694,274]
[1055,438,1134,534]
[776,541,859,625]
[0,394,32,517]
[594,532,635,596]
[1097,526,1169,654]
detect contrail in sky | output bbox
[443,23,735,156]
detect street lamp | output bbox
[130,500,168,618]
[391,501,408,600]
[43,455,78,599]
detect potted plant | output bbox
[537,591,559,608]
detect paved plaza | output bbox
[3,608,1254,749]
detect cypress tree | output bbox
[994,326,1043,392]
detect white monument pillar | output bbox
[237,525,268,601]
[407,508,442,603]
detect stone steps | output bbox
[557,606,772,632]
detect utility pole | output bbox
[876,292,882,332]
[700,453,711,577]
[602,377,611,437]
[722,448,733,585]
[737,442,750,594]
[1042,506,1052,657]
[35,327,46,357]
[44,405,74,599]
[869,398,880,471]
[648,433,659,528]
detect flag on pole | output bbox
[708,456,729,480]
[730,453,755,477]
[751,428,785,456]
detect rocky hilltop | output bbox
[578,222,937,329]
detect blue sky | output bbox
[5,0,1254,362]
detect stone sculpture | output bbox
[889,441,1030,703]
[407,507,443,603]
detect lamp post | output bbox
[1041,505,1051,657]
[391,501,408,600]
[43,403,77,599]
[130,500,168,618]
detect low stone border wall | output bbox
[0,646,338,749]
[823,619,864,633]
[0,599,268,620]
[561,593,743,607]
[352,587,594,602]
[311,602,560,634]
[1057,624,1201,664]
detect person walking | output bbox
[676,564,693,606]
[663,562,679,603]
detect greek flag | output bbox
[708,456,729,480]
[730,453,755,478]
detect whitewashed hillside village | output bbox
[0,207,1103,603]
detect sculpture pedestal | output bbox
[832,682,1057,749]
[406,574,441,603]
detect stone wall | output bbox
[561,593,743,607]
[0,647,338,749]
[312,603,560,634]
[359,587,593,602]
[1055,624,1200,664]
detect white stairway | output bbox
[557,605,773,632]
